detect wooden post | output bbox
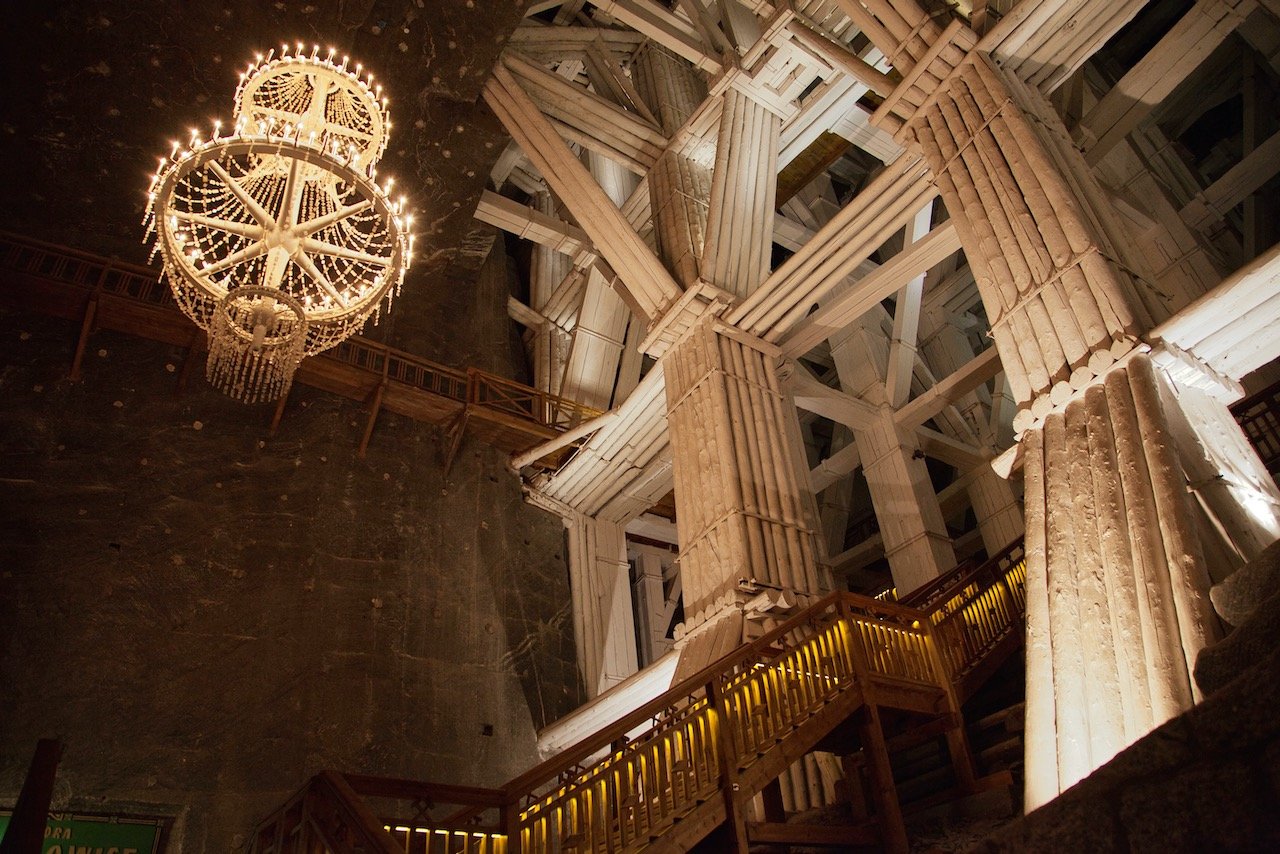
[358,381,386,459]
[68,294,98,381]
[843,602,909,853]
[0,739,63,854]
[268,386,291,437]
[69,260,113,381]
[174,330,203,395]
[707,675,749,853]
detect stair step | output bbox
[970,701,1025,733]
[978,735,1023,768]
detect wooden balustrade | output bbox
[1231,379,1280,476]
[0,231,599,445]
[248,543,1030,853]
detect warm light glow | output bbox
[143,48,413,403]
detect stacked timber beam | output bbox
[663,318,823,679]
[907,52,1150,422]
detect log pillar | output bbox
[905,53,1251,806]
[529,191,572,397]
[858,405,958,595]
[662,318,823,680]
[701,87,781,298]
[564,512,640,697]
[636,43,711,289]
[828,315,957,594]
[966,464,1024,555]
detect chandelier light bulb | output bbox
[143,48,413,404]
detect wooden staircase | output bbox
[248,542,1028,854]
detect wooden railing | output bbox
[0,231,598,439]
[1232,379,1280,476]
[252,545,1031,853]
[467,368,601,431]
[249,771,403,854]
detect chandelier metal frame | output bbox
[143,44,413,403]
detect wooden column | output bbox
[903,52,1240,807]
[663,318,823,679]
[858,405,958,595]
[965,465,1024,555]
[528,192,573,398]
[700,87,780,298]
[564,512,640,697]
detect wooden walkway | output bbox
[248,542,1028,854]
[0,232,600,465]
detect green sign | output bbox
[0,811,163,854]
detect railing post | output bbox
[706,675,748,853]
[836,598,908,854]
[920,615,978,790]
[501,791,521,854]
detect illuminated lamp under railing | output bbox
[143,45,412,403]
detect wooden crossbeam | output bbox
[728,154,937,340]
[1079,0,1256,164]
[896,346,1003,431]
[1180,127,1280,233]
[588,0,723,73]
[503,51,669,173]
[475,190,594,260]
[483,63,684,321]
[779,220,961,357]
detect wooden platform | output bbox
[0,231,598,460]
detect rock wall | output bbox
[0,307,584,851]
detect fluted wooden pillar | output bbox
[663,318,823,680]
[907,54,1234,807]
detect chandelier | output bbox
[144,44,413,402]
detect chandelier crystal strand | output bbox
[143,46,412,403]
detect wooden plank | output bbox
[896,346,1003,430]
[475,190,593,259]
[777,220,960,356]
[588,0,723,73]
[483,63,684,321]
[1080,0,1255,163]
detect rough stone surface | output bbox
[0,307,583,852]
[1209,536,1280,628]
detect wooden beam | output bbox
[885,202,934,408]
[1180,126,1280,233]
[779,220,961,357]
[916,426,987,471]
[358,381,386,459]
[1079,0,1255,164]
[588,0,723,73]
[503,51,669,173]
[896,346,1003,430]
[787,362,880,430]
[785,17,896,98]
[730,154,938,340]
[475,190,594,260]
[810,440,861,493]
[483,63,684,321]
[507,295,548,331]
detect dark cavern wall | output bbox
[0,306,584,851]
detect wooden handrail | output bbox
[0,231,600,439]
[252,541,1030,852]
[500,588,923,798]
[899,538,1025,612]
[249,771,404,854]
